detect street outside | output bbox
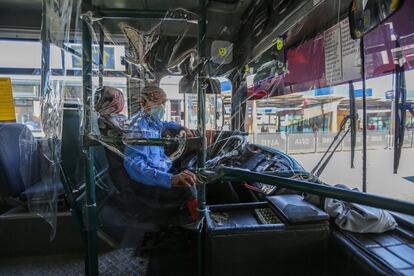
[291,148,414,202]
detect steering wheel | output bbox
[203,135,247,169]
[169,130,187,161]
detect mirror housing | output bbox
[179,76,222,94]
[349,0,404,39]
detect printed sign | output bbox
[0,78,16,122]
[355,88,372,97]
[324,18,361,85]
[314,87,333,96]
[71,45,115,69]
[324,24,343,84]
[340,18,361,82]
[385,90,394,99]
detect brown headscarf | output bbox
[94,86,125,116]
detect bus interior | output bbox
[0,0,414,275]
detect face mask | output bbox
[150,104,165,120]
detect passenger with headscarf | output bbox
[94,86,127,137]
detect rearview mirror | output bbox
[349,0,404,39]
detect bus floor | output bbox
[0,248,147,275]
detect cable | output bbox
[311,116,351,177]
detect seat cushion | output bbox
[20,179,64,201]
[0,123,40,197]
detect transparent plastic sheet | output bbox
[77,7,310,251]
[70,1,359,249]
[20,78,64,231]
[27,1,408,259]
[63,8,247,250]
[42,0,73,48]
[18,0,73,239]
[76,9,205,246]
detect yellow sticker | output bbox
[275,38,283,51]
[218,47,227,57]
[0,78,16,122]
[390,0,399,12]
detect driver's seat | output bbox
[94,86,192,226]
[104,149,191,225]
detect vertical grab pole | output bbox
[40,0,50,98]
[215,94,218,130]
[82,1,99,275]
[40,43,50,98]
[99,23,104,88]
[196,3,207,276]
[197,16,207,217]
[360,37,367,192]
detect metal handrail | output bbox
[217,166,414,216]
[87,134,202,146]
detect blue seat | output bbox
[0,123,63,202]
[61,103,84,190]
[61,102,118,206]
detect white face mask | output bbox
[150,104,165,120]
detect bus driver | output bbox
[123,86,197,189]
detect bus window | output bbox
[244,3,414,203]
[12,82,42,132]
[160,75,231,131]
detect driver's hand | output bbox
[171,170,197,188]
[181,126,197,138]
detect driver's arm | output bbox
[124,117,175,188]
[162,121,181,131]
[162,121,196,137]
[124,148,196,188]
[124,147,173,188]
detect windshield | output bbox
[244,0,414,203]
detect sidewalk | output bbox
[292,148,414,202]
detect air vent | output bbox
[252,3,269,37]
[273,0,290,14]
[214,0,239,3]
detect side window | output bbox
[12,82,42,133]
[0,39,128,134]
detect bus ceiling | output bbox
[0,0,407,116]
[0,0,359,66]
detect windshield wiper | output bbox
[349,81,357,168]
[393,39,411,173]
[311,115,351,177]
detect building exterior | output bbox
[0,40,232,133]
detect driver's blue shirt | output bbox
[124,112,180,188]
